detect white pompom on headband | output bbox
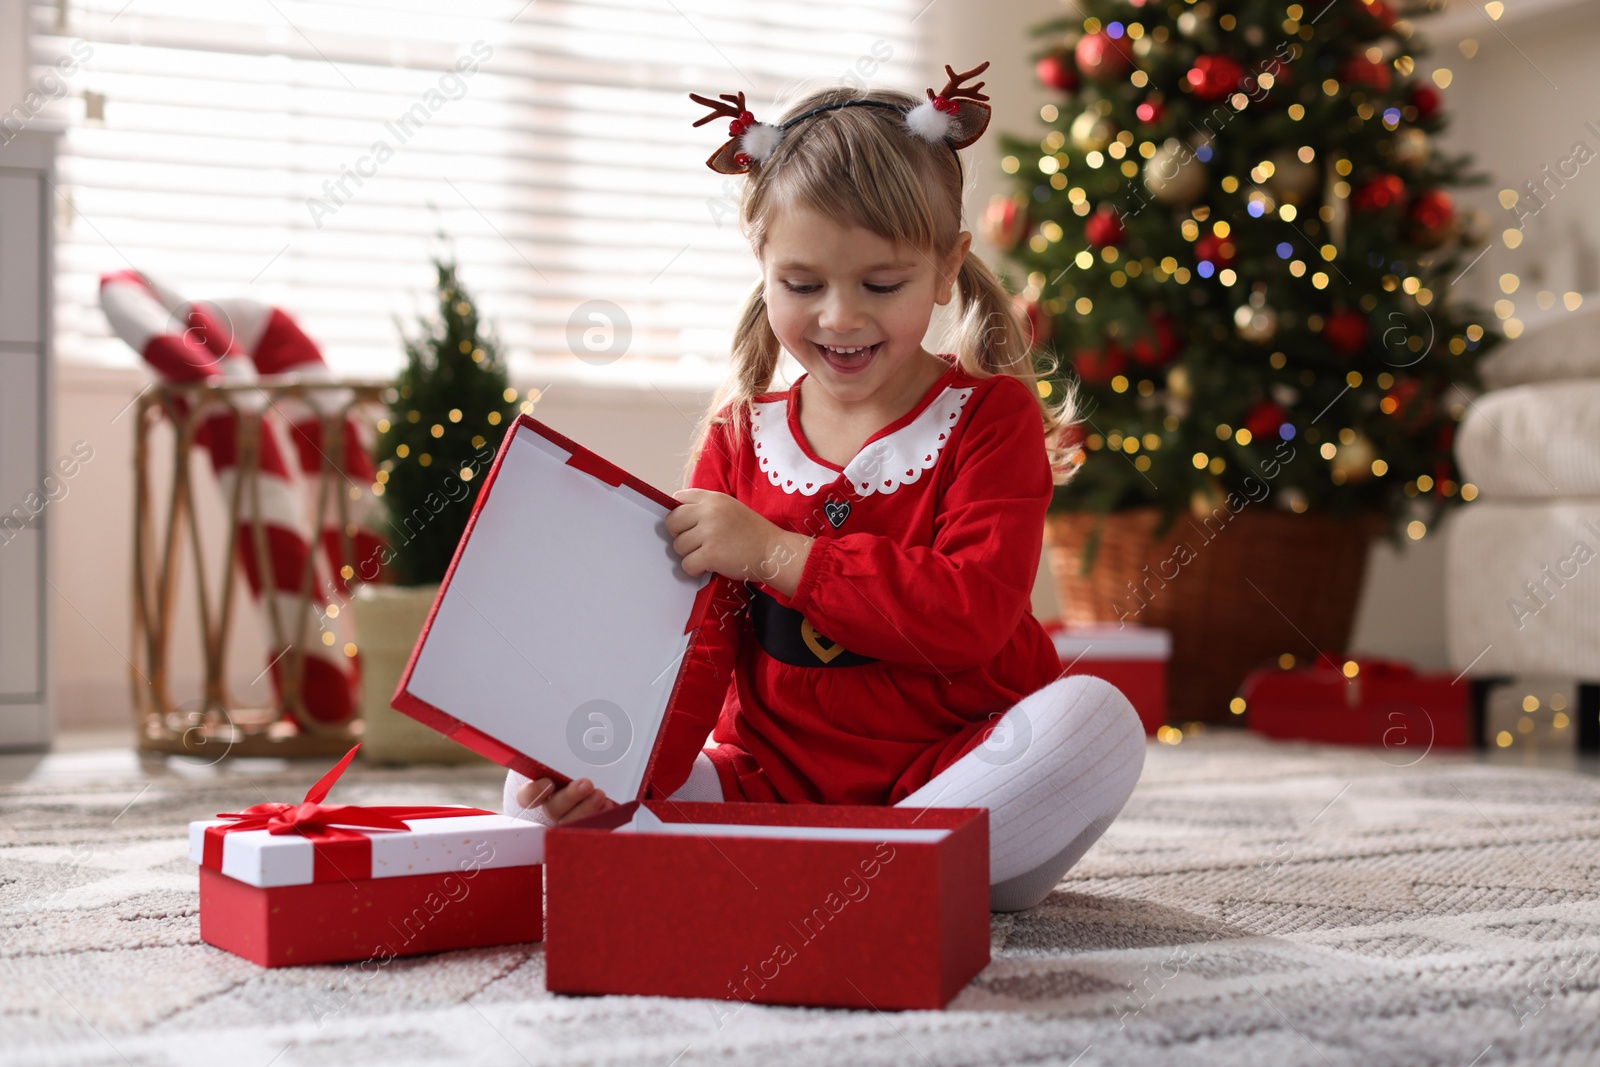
[690,61,993,176]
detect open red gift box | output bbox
[546,800,990,1011]
[189,747,544,967]
[386,417,995,1008]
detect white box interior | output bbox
[614,806,952,843]
[405,425,709,799]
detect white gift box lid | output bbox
[189,810,545,889]
[1050,623,1172,661]
[391,416,722,803]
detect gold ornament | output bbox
[1323,158,1349,256]
[1190,478,1226,519]
[1070,110,1115,152]
[1144,138,1208,205]
[1234,286,1279,344]
[1393,127,1431,171]
[1330,434,1377,483]
[1461,206,1490,249]
[1263,149,1318,204]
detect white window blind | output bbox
[27,0,926,385]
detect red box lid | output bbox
[390,415,730,800]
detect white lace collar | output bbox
[749,378,976,497]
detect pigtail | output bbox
[952,255,1082,486]
[681,278,785,489]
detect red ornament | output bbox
[1385,378,1435,429]
[1324,310,1369,356]
[1355,0,1397,30]
[1036,49,1080,93]
[1407,188,1456,248]
[1130,310,1181,368]
[980,194,1028,252]
[1194,232,1237,268]
[1243,401,1289,441]
[1135,99,1165,124]
[1352,174,1407,212]
[1076,32,1134,83]
[1084,206,1126,248]
[1186,55,1246,102]
[1014,296,1053,351]
[1409,84,1442,121]
[1074,340,1128,384]
[1340,55,1392,93]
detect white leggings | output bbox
[504,674,1147,912]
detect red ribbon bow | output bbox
[203,745,490,883]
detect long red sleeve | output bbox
[759,376,1052,674]
[642,413,749,798]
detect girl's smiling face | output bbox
[759,203,970,412]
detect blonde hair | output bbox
[681,84,1080,488]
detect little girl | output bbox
[506,63,1146,911]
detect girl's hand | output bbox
[516,776,616,824]
[668,489,811,592]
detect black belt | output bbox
[748,585,878,667]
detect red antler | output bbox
[690,90,749,128]
[928,61,991,106]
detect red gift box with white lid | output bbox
[1043,620,1170,734]
[388,416,994,1007]
[189,746,544,967]
[545,800,990,1011]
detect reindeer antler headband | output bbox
[689,61,993,175]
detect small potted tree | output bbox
[352,252,520,763]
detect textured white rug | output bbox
[2,733,1597,1066]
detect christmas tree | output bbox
[995,0,1501,542]
[375,253,519,586]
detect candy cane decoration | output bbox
[100,270,358,729]
[180,298,389,597]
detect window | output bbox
[28,0,924,385]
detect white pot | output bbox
[351,582,487,765]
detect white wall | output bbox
[38,0,1600,730]
[0,1,25,110]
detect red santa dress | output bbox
[671,353,1065,807]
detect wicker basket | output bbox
[1044,506,1386,724]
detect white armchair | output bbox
[1445,300,1600,752]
